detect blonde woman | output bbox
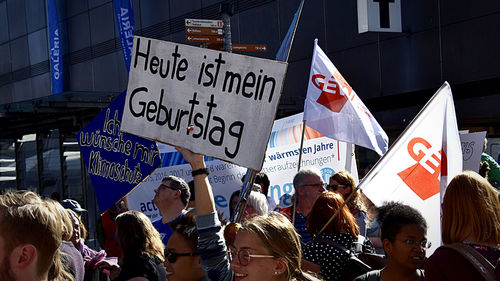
[425,171,500,280]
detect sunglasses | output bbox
[327,184,349,191]
[226,248,275,266]
[165,249,199,263]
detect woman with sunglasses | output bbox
[328,171,368,236]
[112,210,167,281]
[354,202,428,281]
[176,146,321,281]
[164,209,204,281]
[425,171,500,280]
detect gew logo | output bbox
[397,137,447,200]
[311,74,348,113]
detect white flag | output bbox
[359,82,462,254]
[303,40,388,156]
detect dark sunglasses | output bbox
[327,184,349,191]
[165,249,199,263]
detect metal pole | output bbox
[220,3,233,53]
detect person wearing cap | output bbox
[60,198,87,217]
[152,176,190,245]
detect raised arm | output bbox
[175,146,214,215]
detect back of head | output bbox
[307,191,359,237]
[162,176,191,206]
[45,199,73,241]
[0,201,62,279]
[255,172,271,195]
[0,190,42,206]
[247,191,269,216]
[378,202,427,242]
[293,167,322,188]
[116,210,165,262]
[242,212,303,279]
[169,209,198,248]
[442,171,500,244]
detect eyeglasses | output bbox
[165,249,199,263]
[396,239,432,249]
[158,183,179,191]
[227,248,276,266]
[327,184,349,191]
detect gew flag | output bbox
[359,82,462,253]
[303,40,388,155]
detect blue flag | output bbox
[275,0,305,62]
[77,92,161,213]
[46,0,63,94]
[113,0,134,70]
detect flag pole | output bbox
[284,0,305,63]
[357,82,451,191]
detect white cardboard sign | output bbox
[121,36,288,170]
[459,131,487,172]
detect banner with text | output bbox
[121,36,288,170]
[46,0,63,94]
[127,113,358,220]
[113,0,134,70]
[78,92,161,213]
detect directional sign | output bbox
[185,18,223,28]
[185,26,223,36]
[186,35,224,44]
[232,44,267,52]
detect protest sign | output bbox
[78,92,161,213]
[121,36,288,170]
[459,131,486,172]
[127,113,358,220]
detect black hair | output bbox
[188,180,195,201]
[169,209,198,248]
[377,201,427,242]
[255,172,270,195]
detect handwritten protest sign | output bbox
[121,36,288,170]
[459,131,486,172]
[78,92,161,213]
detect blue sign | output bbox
[46,0,63,94]
[78,92,161,213]
[113,0,134,70]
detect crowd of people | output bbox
[0,145,499,281]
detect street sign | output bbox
[185,18,223,28]
[232,44,267,52]
[186,35,224,44]
[185,26,223,36]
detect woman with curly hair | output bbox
[112,210,167,281]
[328,171,367,236]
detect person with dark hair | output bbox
[354,202,428,281]
[229,190,241,219]
[255,172,276,211]
[164,209,204,281]
[112,210,167,281]
[152,176,190,245]
[303,192,373,281]
[187,180,196,208]
[328,171,367,236]
[425,171,500,280]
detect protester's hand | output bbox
[175,146,205,169]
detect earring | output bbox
[274,271,280,275]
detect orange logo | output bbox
[397,137,447,200]
[311,74,348,113]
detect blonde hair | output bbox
[115,211,165,263]
[442,171,500,244]
[0,201,65,279]
[242,212,320,281]
[67,209,87,240]
[45,200,73,241]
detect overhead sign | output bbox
[185,26,223,36]
[232,44,267,52]
[357,0,402,33]
[121,36,288,170]
[78,91,161,213]
[185,18,223,28]
[186,35,224,44]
